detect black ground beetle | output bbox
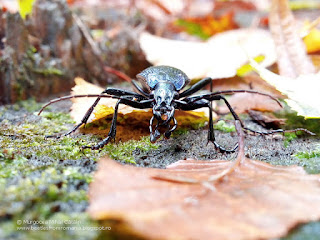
[39,65,313,151]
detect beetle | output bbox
[38,65,313,151]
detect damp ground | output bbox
[0,97,319,240]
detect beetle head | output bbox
[152,82,177,123]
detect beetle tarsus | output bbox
[213,141,239,153]
[150,129,161,143]
[244,127,315,136]
[45,135,62,139]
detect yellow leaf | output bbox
[70,78,210,138]
[250,59,320,118]
[303,28,320,53]
[236,55,265,77]
[93,105,116,122]
[18,0,35,19]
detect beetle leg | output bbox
[185,95,246,126]
[164,117,177,139]
[131,80,150,98]
[82,99,122,150]
[175,99,238,152]
[179,77,212,98]
[45,89,110,139]
[105,87,147,100]
[149,116,161,143]
[207,102,238,153]
[185,95,315,139]
[199,95,314,136]
[45,90,148,140]
[82,98,153,150]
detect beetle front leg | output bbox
[82,99,122,150]
[164,117,177,139]
[149,116,161,143]
[179,77,212,98]
[175,99,238,153]
[83,98,153,150]
[207,103,238,153]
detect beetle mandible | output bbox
[39,65,313,151]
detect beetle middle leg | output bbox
[45,88,147,139]
[82,99,122,150]
[45,90,110,139]
[175,99,238,152]
[207,101,239,152]
[202,94,314,136]
[185,93,314,139]
[84,97,153,150]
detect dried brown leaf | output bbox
[269,0,315,77]
[218,92,283,114]
[89,152,320,240]
[248,110,286,129]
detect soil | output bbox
[0,96,320,240]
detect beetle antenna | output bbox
[38,94,119,116]
[244,127,316,136]
[211,90,282,107]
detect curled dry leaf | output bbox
[89,151,320,240]
[139,29,276,79]
[70,78,210,139]
[248,110,286,129]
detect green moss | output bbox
[13,98,44,112]
[0,100,164,239]
[284,132,298,147]
[172,128,189,137]
[214,120,235,133]
[0,148,97,239]
[275,107,320,135]
[32,67,63,76]
[295,149,320,159]
[293,146,320,174]
[0,151,30,178]
[92,136,159,164]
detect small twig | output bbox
[72,13,132,83]
[103,66,132,82]
[148,0,172,15]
